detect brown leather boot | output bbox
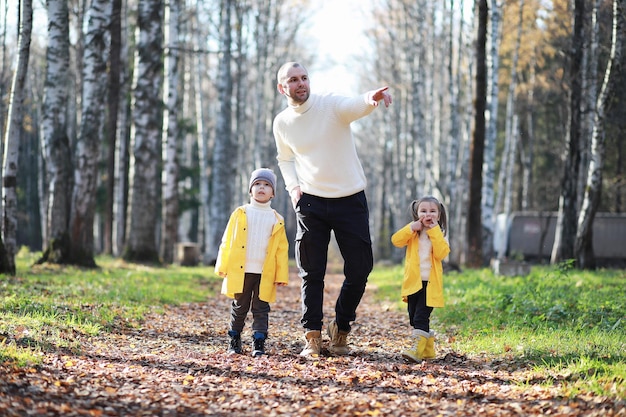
[300,330,322,358]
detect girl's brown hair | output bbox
[409,196,448,236]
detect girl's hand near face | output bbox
[410,219,424,233]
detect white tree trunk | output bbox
[112,0,132,257]
[40,0,72,255]
[1,0,32,274]
[160,0,181,264]
[445,0,462,203]
[125,0,163,262]
[69,0,111,266]
[207,0,234,263]
[103,0,123,255]
[193,20,211,263]
[176,27,193,245]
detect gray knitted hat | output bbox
[249,168,277,193]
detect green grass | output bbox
[2,249,624,399]
[369,261,626,398]
[1,248,220,364]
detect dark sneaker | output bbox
[327,321,350,355]
[228,330,242,355]
[299,330,322,358]
[252,332,266,357]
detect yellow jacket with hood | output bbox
[215,206,289,303]
[391,224,450,307]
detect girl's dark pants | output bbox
[230,273,270,335]
[407,281,433,332]
[295,191,373,333]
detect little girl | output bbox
[391,196,450,362]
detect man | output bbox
[272,61,392,358]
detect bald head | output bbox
[277,62,308,84]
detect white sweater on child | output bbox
[419,231,433,282]
[245,199,277,274]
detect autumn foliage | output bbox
[1,262,624,416]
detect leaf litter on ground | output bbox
[1,269,624,416]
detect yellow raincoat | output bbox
[391,224,450,307]
[215,206,289,303]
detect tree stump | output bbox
[176,243,200,266]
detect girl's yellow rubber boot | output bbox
[401,329,430,362]
[422,330,436,359]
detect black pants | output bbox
[295,191,373,332]
[406,281,433,332]
[229,273,270,335]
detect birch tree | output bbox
[364,2,401,262]
[406,0,430,195]
[112,1,133,256]
[1,0,32,275]
[206,0,235,263]
[575,0,623,269]
[124,0,163,263]
[551,0,585,264]
[249,0,273,171]
[161,0,182,264]
[103,0,123,255]
[37,0,72,264]
[0,1,9,167]
[174,13,193,245]
[68,0,111,267]
[362,0,474,263]
[193,16,211,261]
[232,1,247,191]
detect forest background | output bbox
[0,0,625,274]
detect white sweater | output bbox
[244,199,277,274]
[418,231,433,282]
[273,93,376,198]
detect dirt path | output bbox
[1,270,623,416]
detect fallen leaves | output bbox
[0,272,624,416]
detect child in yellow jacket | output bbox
[215,168,289,357]
[391,196,450,362]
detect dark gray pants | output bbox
[229,273,270,335]
[295,191,373,333]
